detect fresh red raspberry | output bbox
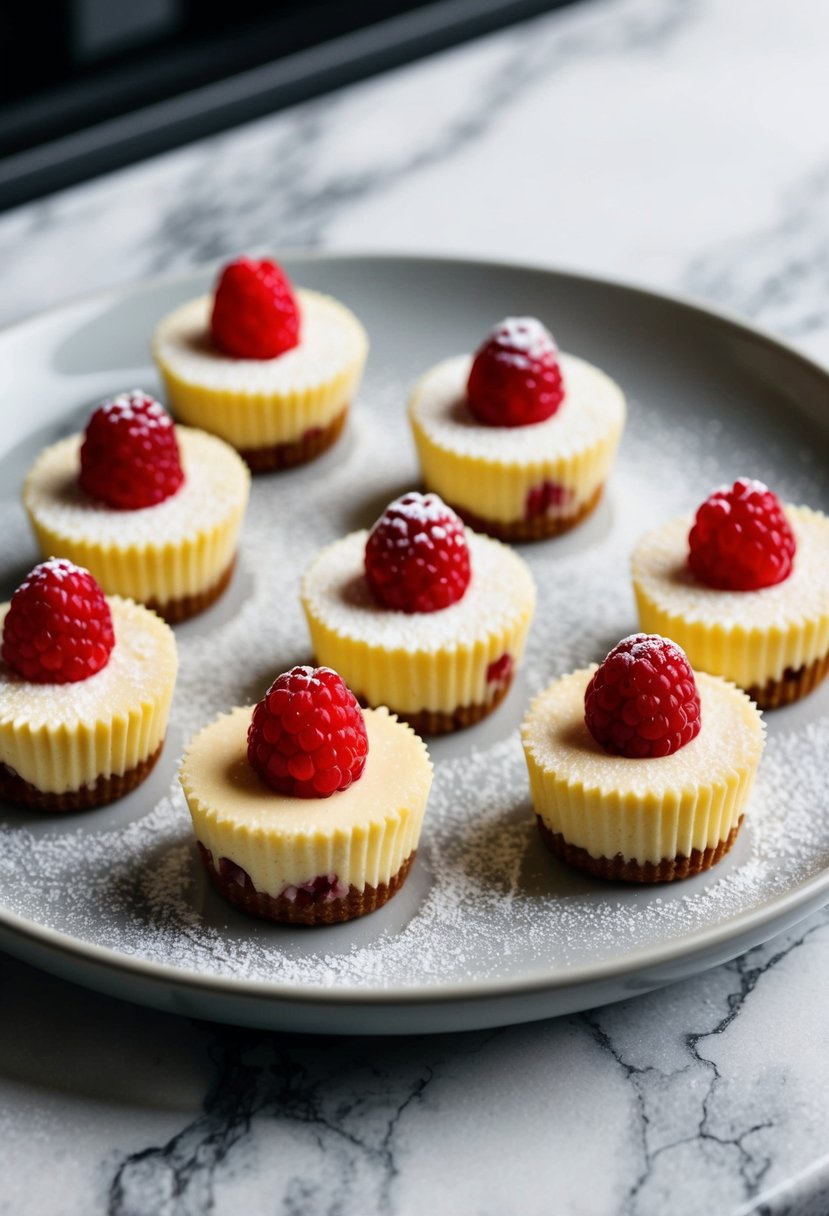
[79,391,184,510]
[1,559,114,684]
[364,492,471,614]
[247,666,368,798]
[688,478,796,591]
[210,256,300,359]
[584,634,701,759]
[466,317,565,427]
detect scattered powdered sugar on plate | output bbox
[1,284,829,999]
[0,713,827,991]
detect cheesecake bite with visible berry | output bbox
[23,391,249,622]
[300,493,536,733]
[632,479,829,708]
[179,666,432,924]
[407,317,626,541]
[0,560,177,811]
[153,256,368,472]
[522,635,765,883]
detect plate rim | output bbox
[2,250,829,1013]
[0,857,828,1008]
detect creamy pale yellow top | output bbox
[180,705,433,896]
[0,597,177,792]
[153,289,368,396]
[522,667,764,863]
[409,353,625,462]
[408,353,626,523]
[302,530,535,652]
[24,426,249,547]
[23,426,249,604]
[632,506,829,686]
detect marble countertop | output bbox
[3,0,829,1212]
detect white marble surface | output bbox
[2,0,829,1212]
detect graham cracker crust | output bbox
[239,408,347,473]
[537,814,744,883]
[147,557,236,624]
[0,740,164,812]
[447,484,603,543]
[197,844,415,924]
[747,651,829,710]
[357,672,513,736]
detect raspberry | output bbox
[466,317,565,427]
[364,492,471,614]
[526,480,569,520]
[247,666,368,798]
[210,256,300,359]
[688,478,796,591]
[584,634,701,759]
[1,559,114,684]
[79,391,185,510]
[486,653,513,685]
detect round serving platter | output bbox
[1,253,829,1035]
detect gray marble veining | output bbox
[2,0,829,1212]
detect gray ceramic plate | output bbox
[1,254,829,1035]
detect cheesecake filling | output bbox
[180,706,432,897]
[522,668,764,865]
[24,427,249,606]
[0,598,177,793]
[408,353,625,524]
[153,289,368,448]
[301,531,536,715]
[632,507,829,687]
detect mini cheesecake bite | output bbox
[23,392,250,623]
[522,634,765,883]
[301,492,536,733]
[153,256,368,471]
[180,666,432,924]
[0,560,177,811]
[632,478,829,708]
[408,317,626,541]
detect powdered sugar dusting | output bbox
[1,279,829,1001]
[409,352,624,461]
[632,508,829,629]
[152,290,367,392]
[302,529,534,651]
[24,427,249,544]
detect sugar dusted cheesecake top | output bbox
[301,529,536,652]
[522,666,765,799]
[0,596,176,731]
[182,704,431,837]
[408,352,625,462]
[632,506,829,630]
[24,426,249,546]
[153,288,368,394]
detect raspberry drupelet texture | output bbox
[210,256,300,359]
[466,316,565,427]
[247,666,368,798]
[364,492,472,614]
[584,634,701,759]
[79,391,185,510]
[688,477,796,591]
[1,559,115,684]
